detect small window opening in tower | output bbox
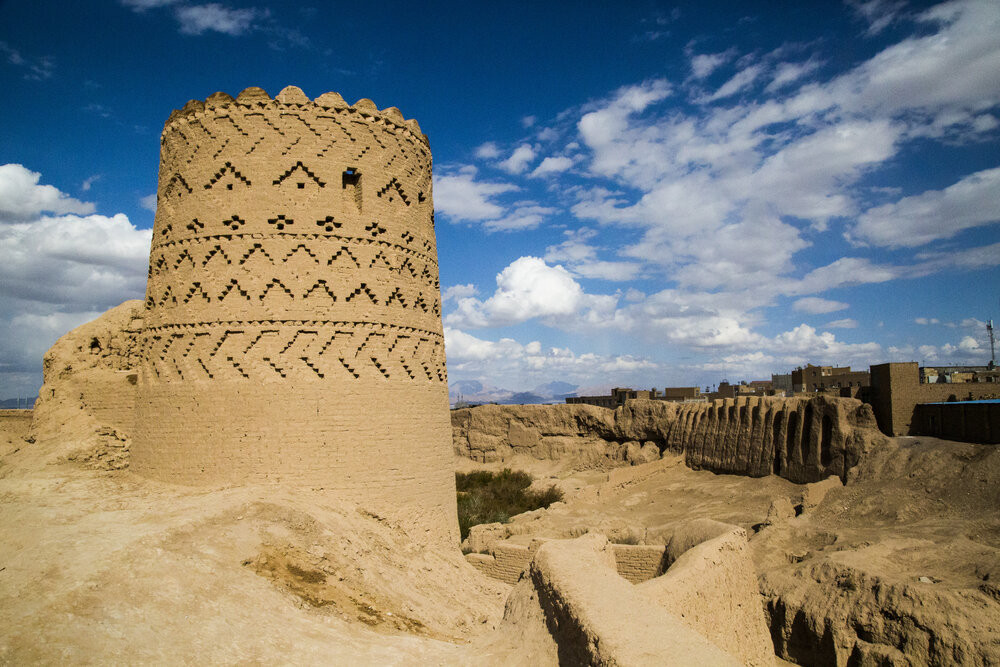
[343,167,362,211]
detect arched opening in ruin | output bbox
[821,414,833,468]
[786,412,799,466]
[800,404,813,465]
[772,410,783,475]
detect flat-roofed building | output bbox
[791,364,870,393]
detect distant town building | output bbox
[566,386,709,408]
[661,386,703,402]
[566,387,657,408]
[771,373,792,393]
[866,362,999,439]
[709,381,736,400]
[706,380,781,401]
[791,365,870,393]
[921,365,1000,384]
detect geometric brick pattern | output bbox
[141,322,446,383]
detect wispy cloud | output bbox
[851,167,1000,248]
[849,0,907,36]
[80,175,101,192]
[793,297,850,315]
[120,0,179,10]
[0,42,54,80]
[175,3,264,36]
[687,48,735,79]
[499,144,537,174]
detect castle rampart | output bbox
[132,87,456,541]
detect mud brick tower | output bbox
[133,86,455,541]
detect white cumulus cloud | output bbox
[446,257,587,328]
[499,144,537,174]
[433,168,518,222]
[529,156,574,178]
[0,164,95,222]
[851,167,1000,248]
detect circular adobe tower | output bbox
[133,86,455,542]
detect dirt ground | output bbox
[0,423,509,664]
[2,413,998,664]
[459,437,1000,664]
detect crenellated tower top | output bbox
[164,86,428,144]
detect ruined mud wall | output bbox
[27,301,144,456]
[497,534,748,665]
[466,538,668,586]
[451,403,615,463]
[133,87,455,540]
[453,396,887,484]
[913,400,1000,444]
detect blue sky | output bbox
[1,0,998,401]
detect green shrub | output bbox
[455,468,563,541]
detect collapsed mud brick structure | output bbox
[132,86,456,541]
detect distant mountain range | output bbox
[449,380,582,406]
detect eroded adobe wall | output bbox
[499,534,742,665]
[0,410,33,457]
[452,396,888,484]
[466,539,668,586]
[648,396,885,483]
[132,86,456,541]
[451,403,615,462]
[24,301,144,464]
[35,301,143,429]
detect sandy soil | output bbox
[0,429,507,664]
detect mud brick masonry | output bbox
[131,86,457,541]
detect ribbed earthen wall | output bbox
[132,86,456,541]
[453,396,887,485]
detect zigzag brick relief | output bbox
[147,236,438,284]
[141,322,446,384]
